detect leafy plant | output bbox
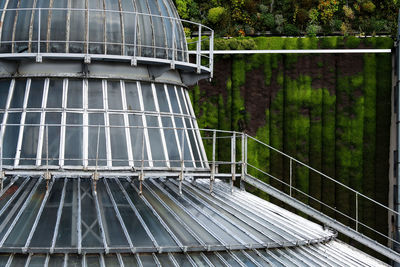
[208,7,226,24]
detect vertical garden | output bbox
[190,36,393,246]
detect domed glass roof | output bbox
[0,0,187,61]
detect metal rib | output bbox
[23,178,55,251]
[92,179,109,253]
[241,250,265,267]
[128,179,184,251]
[24,253,32,267]
[116,253,125,267]
[103,178,135,252]
[50,178,67,253]
[114,178,159,250]
[5,254,13,267]
[0,176,19,199]
[0,177,43,247]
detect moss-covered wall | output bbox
[190,36,393,246]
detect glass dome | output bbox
[0,0,188,61]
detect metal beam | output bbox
[243,174,400,263]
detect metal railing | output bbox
[0,125,397,258]
[0,8,214,75]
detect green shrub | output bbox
[283,24,300,36]
[260,13,275,30]
[362,1,376,13]
[306,24,321,37]
[208,7,226,24]
[345,36,360,48]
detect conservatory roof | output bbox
[0,176,388,266]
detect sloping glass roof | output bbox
[0,178,388,266]
[0,177,335,254]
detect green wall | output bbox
[190,36,393,246]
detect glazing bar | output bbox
[50,178,67,253]
[92,179,109,253]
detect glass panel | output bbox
[42,112,61,165]
[97,180,129,247]
[185,118,201,167]
[231,251,257,267]
[157,0,173,59]
[119,179,176,247]
[10,254,27,267]
[148,0,166,58]
[155,84,169,113]
[121,254,138,267]
[174,117,193,168]
[10,80,27,109]
[88,0,104,54]
[203,252,227,267]
[67,254,83,267]
[188,253,208,266]
[86,255,100,267]
[81,179,103,248]
[88,80,104,109]
[128,115,149,167]
[69,0,85,53]
[217,252,242,267]
[47,79,63,108]
[155,254,175,267]
[0,80,11,109]
[136,180,200,247]
[14,2,34,53]
[171,253,193,266]
[48,255,65,266]
[88,114,107,166]
[30,178,65,247]
[109,114,128,166]
[125,82,140,111]
[107,179,154,247]
[28,255,46,267]
[4,180,46,247]
[3,112,21,165]
[0,178,38,242]
[104,255,119,266]
[0,1,18,52]
[67,80,83,108]
[56,179,78,248]
[0,255,10,266]
[146,116,165,167]
[104,0,122,54]
[0,112,3,125]
[167,85,179,114]
[177,88,188,115]
[121,0,136,56]
[141,83,156,112]
[27,79,45,108]
[161,117,180,167]
[49,1,68,52]
[136,0,153,57]
[32,0,50,53]
[0,177,25,208]
[107,81,123,110]
[20,112,41,165]
[138,254,156,266]
[64,113,83,165]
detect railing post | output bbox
[240,134,247,190]
[36,8,42,62]
[241,133,245,181]
[231,133,236,193]
[196,24,202,74]
[171,19,176,69]
[210,30,214,78]
[210,130,216,194]
[132,13,138,66]
[356,192,359,232]
[179,130,185,195]
[289,158,293,197]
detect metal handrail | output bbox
[0,7,214,75]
